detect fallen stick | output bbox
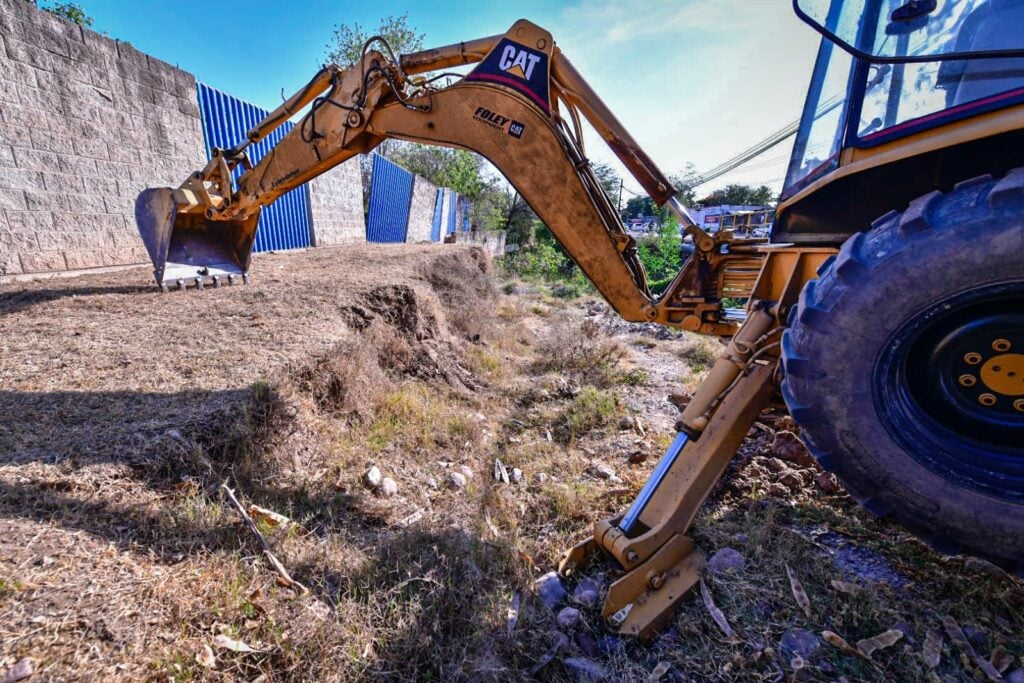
[221,483,309,595]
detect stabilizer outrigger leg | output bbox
[559,313,776,640]
[560,248,836,640]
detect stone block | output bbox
[0,167,43,191]
[0,251,22,275]
[107,228,138,247]
[64,191,106,214]
[28,127,73,154]
[67,37,109,66]
[145,55,178,89]
[19,249,65,272]
[102,194,127,214]
[33,7,83,43]
[0,144,12,167]
[83,29,118,59]
[18,82,64,110]
[0,10,20,36]
[0,121,31,146]
[0,228,38,250]
[115,40,148,70]
[0,187,26,210]
[5,59,39,88]
[17,19,69,58]
[23,189,68,211]
[41,171,83,193]
[0,77,18,106]
[56,154,96,177]
[101,245,139,266]
[12,147,58,172]
[177,96,200,119]
[2,104,50,130]
[71,136,109,160]
[5,209,52,231]
[82,175,118,196]
[63,248,105,270]
[5,38,55,71]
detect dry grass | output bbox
[0,249,1021,681]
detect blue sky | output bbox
[82,0,822,194]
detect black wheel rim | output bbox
[874,280,1024,504]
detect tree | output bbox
[324,13,425,67]
[41,2,93,27]
[623,195,655,219]
[590,162,621,204]
[698,183,775,207]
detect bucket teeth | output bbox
[176,279,186,291]
[134,187,261,290]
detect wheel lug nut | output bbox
[978,393,997,407]
[992,339,1011,352]
[958,374,977,387]
[964,352,982,365]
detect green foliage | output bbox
[699,183,775,206]
[636,215,682,293]
[556,386,619,443]
[623,194,655,220]
[504,239,569,282]
[324,13,424,67]
[590,162,621,202]
[42,2,93,27]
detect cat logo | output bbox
[498,44,542,81]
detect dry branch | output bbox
[221,483,309,595]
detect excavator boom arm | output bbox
[138,20,753,333]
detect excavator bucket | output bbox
[134,187,260,289]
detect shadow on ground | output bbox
[0,284,154,316]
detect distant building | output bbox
[687,204,769,231]
[625,214,660,236]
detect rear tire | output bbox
[781,169,1024,574]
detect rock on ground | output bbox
[707,547,746,575]
[779,628,821,661]
[771,430,815,468]
[535,571,567,610]
[572,578,602,607]
[445,472,468,490]
[562,657,608,682]
[376,477,398,497]
[363,466,382,490]
[557,606,582,630]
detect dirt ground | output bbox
[0,244,1021,682]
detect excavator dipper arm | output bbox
[134,19,836,639]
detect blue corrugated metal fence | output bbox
[430,188,444,242]
[366,154,414,243]
[196,82,312,252]
[460,196,471,232]
[445,189,459,235]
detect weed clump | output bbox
[534,320,636,387]
[554,386,620,443]
[678,339,717,373]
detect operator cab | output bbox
[774,0,1024,243]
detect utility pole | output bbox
[616,179,623,217]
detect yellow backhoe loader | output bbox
[134,0,1024,640]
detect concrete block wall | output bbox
[308,158,365,246]
[405,175,438,243]
[448,229,506,258]
[0,0,207,275]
